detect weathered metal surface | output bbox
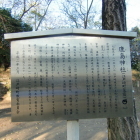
[11,36,133,121]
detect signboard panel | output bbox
[11,36,133,121]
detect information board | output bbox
[11,36,133,121]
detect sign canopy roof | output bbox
[4,28,137,40]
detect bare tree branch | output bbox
[60,0,96,29]
[35,0,52,31]
[0,15,8,32]
[84,0,94,28]
[19,0,39,20]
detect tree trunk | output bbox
[102,0,126,31]
[102,0,140,139]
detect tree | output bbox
[27,0,52,31]
[102,0,140,139]
[0,0,53,31]
[130,26,140,71]
[131,26,140,37]
[60,0,101,29]
[18,0,39,20]
[0,8,32,70]
[0,0,39,19]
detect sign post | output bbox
[67,120,79,140]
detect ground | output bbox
[0,96,107,140]
[0,69,139,140]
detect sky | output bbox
[87,0,140,30]
[126,0,140,30]
[0,0,140,31]
[54,0,140,31]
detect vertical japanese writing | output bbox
[85,44,90,113]
[119,46,127,109]
[45,45,49,102]
[90,46,95,113]
[56,44,60,75]
[15,78,20,114]
[62,44,67,115]
[28,45,32,116]
[73,45,78,115]
[16,51,20,74]
[67,44,72,115]
[11,37,133,121]
[112,45,118,112]
[22,46,25,78]
[34,44,37,116]
[21,45,25,116]
[16,79,20,114]
[96,44,101,113]
[15,50,20,115]
[39,46,43,115]
[107,44,112,110]
[102,45,107,113]
[51,46,55,114]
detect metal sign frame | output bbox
[4,29,137,122]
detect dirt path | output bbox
[0,93,108,140]
[0,69,139,140]
[0,69,108,140]
[0,92,140,140]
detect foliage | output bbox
[0,8,32,70]
[132,69,140,81]
[130,26,140,71]
[0,0,53,31]
[131,26,140,37]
